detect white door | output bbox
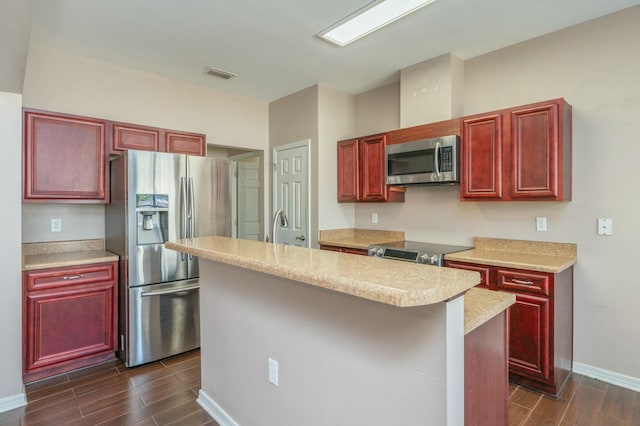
[237,158,261,240]
[273,140,310,247]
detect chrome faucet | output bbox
[270,208,289,244]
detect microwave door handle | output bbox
[434,141,441,178]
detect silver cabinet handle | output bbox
[63,274,84,280]
[512,279,534,285]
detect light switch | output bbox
[597,218,613,236]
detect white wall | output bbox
[318,86,356,231]
[22,44,269,243]
[268,85,320,245]
[0,92,26,409]
[199,260,459,426]
[400,54,464,127]
[354,7,640,380]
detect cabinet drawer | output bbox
[26,263,116,291]
[445,261,492,289]
[497,269,550,296]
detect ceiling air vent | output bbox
[204,66,237,80]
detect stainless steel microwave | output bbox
[385,135,460,185]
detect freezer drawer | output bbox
[126,279,200,367]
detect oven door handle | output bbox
[140,284,200,297]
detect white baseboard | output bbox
[197,389,240,426]
[574,362,640,392]
[0,392,26,414]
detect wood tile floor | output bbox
[1,350,639,425]
[0,350,216,426]
[509,374,640,425]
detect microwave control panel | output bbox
[440,146,453,172]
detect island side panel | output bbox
[197,260,464,426]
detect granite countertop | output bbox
[464,288,515,335]
[445,237,577,273]
[23,239,119,271]
[165,236,480,307]
[318,229,405,250]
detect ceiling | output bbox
[6,0,640,101]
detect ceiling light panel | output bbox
[319,0,439,47]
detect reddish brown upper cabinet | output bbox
[23,109,108,203]
[165,130,207,156]
[461,98,572,201]
[445,260,573,396]
[111,122,206,156]
[112,122,162,153]
[337,138,359,202]
[337,134,404,203]
[23,262,118,383]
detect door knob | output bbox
[295,235,306,241]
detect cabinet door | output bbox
[25,282,115,371]
[165,131,206,156]
[359,134,387,201]
[461,114,503,200]
[23,110,107,202]
[112,122,162,153]
[508,293,551,383]
[444,261,493,290]
[337,139,359,202]
[509,101,561,199]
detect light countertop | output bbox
[22,239,118,271]
[445,237,577,273]
[166,236,480,308]
[318,228,405,250]
[464,288,515,334]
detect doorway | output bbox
[229,151,263,241]
[272,140,310,247]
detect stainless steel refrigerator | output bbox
[106,150,231,367]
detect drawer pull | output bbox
[511,278,534,285]
[63,274,85,280]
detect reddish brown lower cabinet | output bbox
[23,262,118,383]
[465,311,509,426]
[446,260,573,396]
[319,244,368,256]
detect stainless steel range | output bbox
[368,241,472,266]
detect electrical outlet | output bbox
[268,358,279,386]
[51,218,62,233]
[535,217,547,232]
[371,213,378,224]
[597,218,613,236]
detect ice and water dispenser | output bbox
[136,194,169,245]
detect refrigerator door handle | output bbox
[140,283,200,297]
[180,176,188,261]
[188,177,195,260]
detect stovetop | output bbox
[368,240,473,266]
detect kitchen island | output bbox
[166,236,514,426]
